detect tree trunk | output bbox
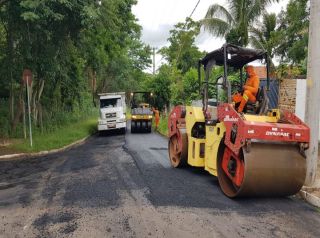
[22,97,26,139]
[7,14,14,125]
[36,80,45,129]
[12,84,24,133]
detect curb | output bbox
[0,135,93,161]
[299,189,320,208]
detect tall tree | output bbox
[249,12,281,66]
[201,0,278,46]
[276,0,309,65]
[0,0,151,136]
[159,18,203,73]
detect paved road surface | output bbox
[1,126,320,237]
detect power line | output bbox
[189,0,201,20]
[179,0,201,34]
[152,0,201,73]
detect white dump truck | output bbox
[98,92,126,133]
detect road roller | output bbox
[130,91,153,133]
[168,44,310,198]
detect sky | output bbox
[132,0,289,72]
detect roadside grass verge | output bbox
[157,116,168,137]
[10,117,97,153]
[126,109,132,120]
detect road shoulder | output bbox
[0,135,92,161]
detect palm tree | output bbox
[249,12,280,67]
[201,0,278,46]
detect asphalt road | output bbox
[1,126,320,238]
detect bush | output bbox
[0,96,98,139]
[0,98,10,138]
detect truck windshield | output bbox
[100,98,121,108]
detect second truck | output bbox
[130,91,154,133]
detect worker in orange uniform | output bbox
[152,107,160,130]
[232,65,260,113]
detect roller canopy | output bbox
[200,44,266,69]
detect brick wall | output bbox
[253,66,276,79]
[253,66,267,79]
[278,78,297,112]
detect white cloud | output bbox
[140,24,172,48]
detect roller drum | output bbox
[168,128,188,167]
[218,142,306,198]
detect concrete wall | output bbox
[278,78,320,139]
[295,79,307,120]
[290,79,320,139]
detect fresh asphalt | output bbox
[0,123,320,237]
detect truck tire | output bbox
[136,121,141,132]
[131,121,136,133]
[142,121,146,131]
[147,121,152,133]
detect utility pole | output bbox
[305,0,320,186]
[153,47,156,75]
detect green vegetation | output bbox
[144,18,205,111]
[156,116,168,137]
[199,0,308,76]
[201,0,279,47]
[0,0,311,153]
[276,0,309,74]
[11,116,97,153]
[249,13,280,68]
[0,0,151,151]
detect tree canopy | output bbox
[0,0,151,137]
[201,0,279,46]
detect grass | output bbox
[156,116,168,137]
[10,117,97,153]
[126,109,132,120]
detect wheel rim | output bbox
[169,136,181,167]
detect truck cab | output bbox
[98,92,126,133]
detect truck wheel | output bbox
[147,121,152,133]
[136,121,141,132]
[121,127,126,134]
[142,121,146,131]
[131,121,136,133]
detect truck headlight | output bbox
[132,115,137,119]
[148,115,153,119]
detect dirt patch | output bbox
[0,146,21,156]
[0,138,23,156]
[0,139,10,146]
